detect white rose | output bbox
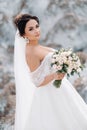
[56,57,60,61]
[68,56,73,61]
[76,60,81,66]
[52,58,56,63]
[53,64,57,70]
[67,68,72,74]
[57,65,62,70]
[77,68,81,73]
[63,57,67,62]
[58,59,64,64]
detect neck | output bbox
[28,40,39,46]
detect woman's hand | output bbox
[38,72,65,87]
[53,72,65,80]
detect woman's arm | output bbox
[38,72,65,87]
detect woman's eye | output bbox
[29,28,33,31]
[36,25,39,28]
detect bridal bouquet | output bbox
[51,48,84,88]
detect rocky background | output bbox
[0,0,87,129]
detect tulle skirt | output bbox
[25,77,87,130]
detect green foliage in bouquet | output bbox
[51,48,84,88]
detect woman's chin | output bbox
[35,36,40,40]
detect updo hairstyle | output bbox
[14,14,39,36]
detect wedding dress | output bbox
[24,52,87,130]
[14,31,87,130]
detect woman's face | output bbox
[24,19,40,41]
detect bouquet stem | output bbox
[53,80,62,88]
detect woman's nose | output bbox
[35,31,39,35]
[35,28,39,33]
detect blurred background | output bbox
[0,0,87,129]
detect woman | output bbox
[14,14,87,130]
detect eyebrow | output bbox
[28,24,39,28]
[28,26,33,28]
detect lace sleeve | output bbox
[30,53,53,87]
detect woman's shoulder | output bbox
[36,45,55,54]
[35,45,55,60]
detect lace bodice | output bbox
[30,52,54,87]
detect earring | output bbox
[25,37,29,43]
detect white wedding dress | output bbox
[24,52,87,130]
[14,31,87,130]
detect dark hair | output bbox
[14,14,39,36]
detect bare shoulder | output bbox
[26,44,54,61]
[35,45,54,60]
[26,44,54,72]
[41,45,55,52]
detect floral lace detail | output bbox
[30,52,54,87]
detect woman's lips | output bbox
[35,34,40,37]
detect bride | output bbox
[14,14,87,130]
